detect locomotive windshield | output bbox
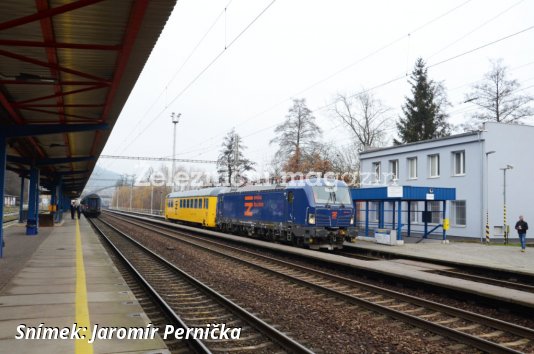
[312,186,352,206]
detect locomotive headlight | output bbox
[308,213,316,225]
[350,217,354,225]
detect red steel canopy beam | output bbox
[20,107,100,121]
[0,39,120,51]
[0,49,108,82]
[91,0,149,156]
[15,103,104,108]
[0,91,47,159]
[0,80,110,85]
[36,0,72,170]
[0,0,105,31]
[14,84,107,106]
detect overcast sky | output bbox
[95,0,534,182]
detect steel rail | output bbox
[93,216,313,354]
[89,218,211,354]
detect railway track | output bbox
[90,217,313,354]
[337,249,534,293]
[95,222,197,354]
[431,269,534,293]
[103,211,534,354]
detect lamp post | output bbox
[171,112,181,193]
[485,151,496,244]
[129,176,133,211]
[159,190,164,215]
[127,174,135,212]
[500,164,513,244]
[150,185,154,215]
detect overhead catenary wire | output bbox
[195,25,534,159]
[220,0,475,133]
[114,0,473,158]
[118,0,277,155]
[427,0,526,60]
[101,4,534,173]
[112,0,234,158]
[428,24,534,69]
[164,28,534,163]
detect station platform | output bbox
[344,238,534,276]
[0,216,169,354]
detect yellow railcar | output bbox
[165,187,228,227]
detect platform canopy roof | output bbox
[351,186,456,201]
[1,0,176,197]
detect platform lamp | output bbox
[485,150,496,244]
[171,112,181,193]
[500,165,513,244]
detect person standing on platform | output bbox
[70,200,76,219]
[76,203,81,219]
[515,215,528,252]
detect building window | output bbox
[407,157,417,179]
[451,201,466,226]
[453,151,465,176]
[369,202,379,222]
[429,201,441,224]
[428,154,440,178]
[409,201,419,223]
[372,162,381,183]
[389,160,399,181]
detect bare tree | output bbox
[332,90,391,149]
[271,98,322,171]
[465,59,533,124]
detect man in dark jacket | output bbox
[70,201,76,219]
[515,215,528,252]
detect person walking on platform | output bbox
[70,201,76,219]
[515,215,528,252]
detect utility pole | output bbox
[150,185,154,215]
[128,174,135,211]
[485,151,496,244]
[171,112,181,192]
[500,165,513,244]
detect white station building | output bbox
[358,122,534,241]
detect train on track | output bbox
[81,194,102,217]
[165,179,356,250]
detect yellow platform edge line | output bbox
[75,219,94,353]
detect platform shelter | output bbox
[0,0,176,257]
[351,186,456,242]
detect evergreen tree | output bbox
[217,129,255,185]
[395,58,450,144]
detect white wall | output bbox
[484,122,534,240]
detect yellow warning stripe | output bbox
[75,218,93,353]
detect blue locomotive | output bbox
[216,179,356,250]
